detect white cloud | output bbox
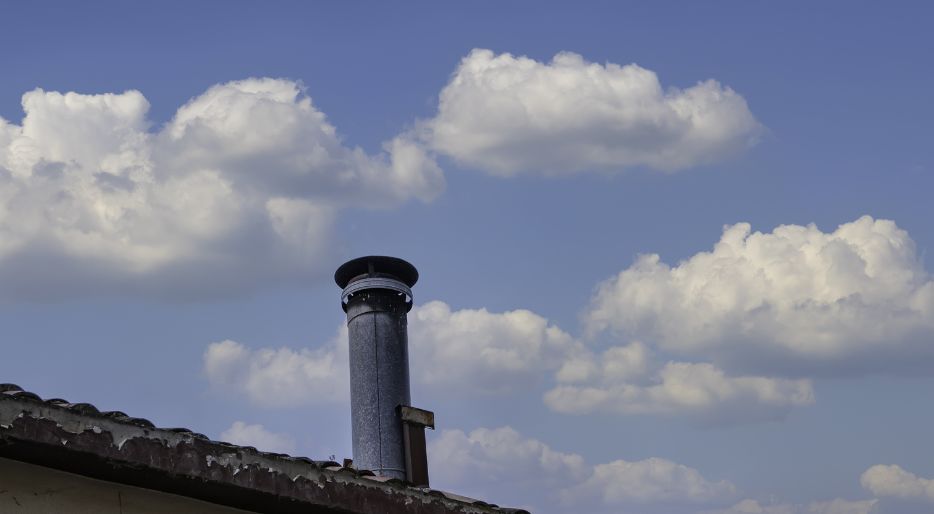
[585,216,934,375]
[219,421,296,454]
[409,300,579,393]
[203,302,813,423]
[861,465,934,503]
[412,305,811,422]
[429,426,734,514]
[203,338,348,407]
[555,339,652,384]
[160,79,442,206]
[544,342,814,423]
[0,79,443,299]
[420,49,761,176]
[564,457,736,506]
[203,301,577,405]
[701,498,877,514]
[429,426,589,489]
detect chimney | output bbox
[335,256,434,485]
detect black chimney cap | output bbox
[334,256,419,289]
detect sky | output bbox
[1,2,933,513]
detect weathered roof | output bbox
[0,384,528,514]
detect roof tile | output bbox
[0,383,529,514]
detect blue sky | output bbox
[2,2,933,513]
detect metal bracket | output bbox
[398,405,434,487]
[399,406,435,429]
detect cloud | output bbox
[429,426,734,514]
[204,301,580,406]
[544,343,814,423]
[701,498,877,514]
[419,49,761,176]
[702,467,934,514]
[409,300,579,393]
[861,465,934,503]
[563,457,736,506]
[412,303,812,422]
[203,338,348,407]
[0,79,443,299]
[585,216,934,376]
[429,426,589,490]
[161,79,442,205]
[203,302,813,423]
[219,421,296,454]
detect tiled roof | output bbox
[0,384,529,514]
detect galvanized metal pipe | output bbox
[336,257,418,479]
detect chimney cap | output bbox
[335,256,419,289]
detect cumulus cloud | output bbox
[203,301,813,422]
[419,48,761,176]
[0,79,443,299]
[204,301,581,405]
[861,465,934,503]
[429,426,734,514]
[563,457,736,506]
[409,300,579,392]
[701,498,877,514]
[585,216,934,376]
[412,303,811,422]
[203,338,348,407]
[544,342,814,423]
[219,421,296,454]
[430,426,589,489]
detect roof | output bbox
[0,384,528,514]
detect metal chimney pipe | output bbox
[335,256,421,481]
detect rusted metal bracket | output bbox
[399,405,435,487]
